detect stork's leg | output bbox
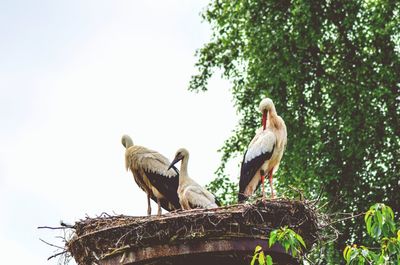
[268,170,274,199]
[157,199,162,216]
[260,170,266,201]
[147,194,151,216]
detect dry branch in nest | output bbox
[64,199,325,265]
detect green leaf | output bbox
[366,216,373,235]
[251,252,258,265]
[266,255,273,265]
[254,245,262,254]
[388,241,396,255]
[365,210,373,224]
[372,223,382,239]
[258,251,265,265]
[350,248,359,261]
[290,245,298,257]
[382,224,390,237]
[368,251,379,262]
[357,255,365,265]
[295,233,306,248]
[347,248,355,263]
[384,205,394,221]
[344,246,351,262]
[389,222,397,234]
[269,231,277,247]
[283,241,290,253]
[378,254,385,264]
[376,210,383,227]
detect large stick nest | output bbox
[67,199,322,265]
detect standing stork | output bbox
[168,148,219,210]
[121,135,181,216]
[238,98,287,202]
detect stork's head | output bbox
[258,98,274,112]
[121,134,134,149]
[168,148,189,170]
[259,98,275,130]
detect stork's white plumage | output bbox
[168,148,219,210]
[238,98,287,202]
[121,135,181,216]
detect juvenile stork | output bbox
[168,148,219,210]
[238,98,287,202]
[121,135,181,216]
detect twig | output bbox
[39,238,65,250]
[323,212,364,227]
[37,226,67,230]
[288,185,304,200]
[315,184,326,203]
[47,250,67,260]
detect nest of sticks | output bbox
[65,199,323,265]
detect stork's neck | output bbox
[179,156,189,184]
[268,109,281,129]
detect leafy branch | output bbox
[251,227,307,265]
[343,203,400,265]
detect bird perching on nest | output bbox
[238,98,287,202]
[168,148,219,210]
[121,135,181,216]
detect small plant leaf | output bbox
[266,255,273,265]
[255,245,262,253]
[251,252,258,265]
[376,210,383,227]
[344,245,351,261]
[345,246,354,263]
[373,224,382,239]
[387,207,394,220]
[295,233,306,248]
[366,216,372,235]
[283,241,290,252]
[258,251,265,265]
[350,248,359,261]
[269,231,277,247]
[365,209,373,224]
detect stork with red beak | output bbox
[238,98,287,202]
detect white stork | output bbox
[121,135,181,216]
[238,98,287,202]
[168,148,219,210]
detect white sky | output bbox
[0,1,240,264]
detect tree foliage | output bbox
[190,0,400,262]
[343,203,400,265]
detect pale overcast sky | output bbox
[0,1,240,264]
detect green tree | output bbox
[190,0,400,262]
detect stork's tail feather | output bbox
[238,193,248,203]
[121,134,134,148]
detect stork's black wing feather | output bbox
[144,166,181,211]
[238,148,274,203]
